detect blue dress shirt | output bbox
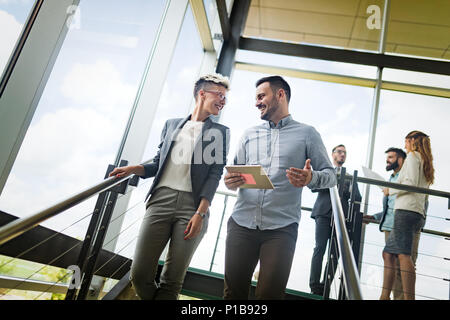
[231,115,337,230]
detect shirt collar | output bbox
[267,114,292,129]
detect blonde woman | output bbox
[380,130,434,300]
[109,74,230,299]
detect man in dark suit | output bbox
[309,144,362,295]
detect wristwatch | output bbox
[195,211,207,219]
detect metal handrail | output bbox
[2,169,448,247]
[0,173,135,246]
[339,173,450,199]
[329,186,363,300]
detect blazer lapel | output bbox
[169,115,190,142]
[160,115,190,167]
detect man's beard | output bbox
[386,160,399,171]
[261,97,279,121]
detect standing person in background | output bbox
[380,131,434,300]
[309,144,361,295]
[364,147,421,300]
[109,74,230,300]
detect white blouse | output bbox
[156,120,204,193]
[390,151,429,217]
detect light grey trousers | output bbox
[130,187,208,300]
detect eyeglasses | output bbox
[204,90,226,102]
[333,150,347,155]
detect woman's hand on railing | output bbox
[109,165,145,178]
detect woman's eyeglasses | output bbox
[204,90,226,102]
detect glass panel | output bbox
[0,254,70,300]
[0,0,167,241]
[244,0,383,53]
[203,0,217,28]
[236,50,378,79]
[0,0,35,77]
[382,68,450,89]
[113,5,206,260]
[361,90,450,300]
[386,1,450,61]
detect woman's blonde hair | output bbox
[193,73,230,101]
[405,130,435,185]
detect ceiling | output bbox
[244,0,450,60]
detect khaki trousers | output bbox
[130,187,208,300]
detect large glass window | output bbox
[382,68,450,89]
[0,0,167,241]
[236,50,378,79]
[0,0,35,77]
[112,4,206,260]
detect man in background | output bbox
[309,144,361,296]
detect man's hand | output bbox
[224,172,245,191]
[382,188,389,197]
[184,214,203,240]
[286,159,312,187]
[363,215,376,224]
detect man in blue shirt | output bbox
[364,148,406,237]
[223,76,336,299]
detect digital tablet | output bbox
[225,165,274,189]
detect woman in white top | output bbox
[380,131,434,300]
[108,74,230,299]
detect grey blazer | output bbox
[142,115,230,209]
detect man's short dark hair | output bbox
[385,147,406,159]
[255,76,291,102]
[332,144,346,153]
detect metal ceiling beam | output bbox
[238,37,450,76]
[216,0,251,77]
[216,0,230,42]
